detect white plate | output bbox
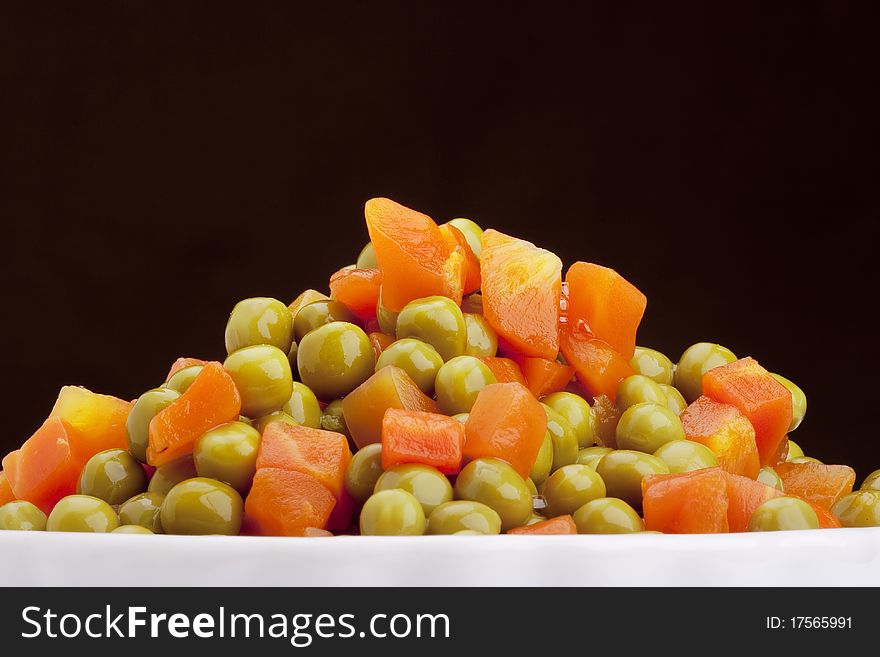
[2,529,880,586]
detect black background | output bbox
[0,3,877,474]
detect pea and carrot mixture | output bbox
[1,197,878,536]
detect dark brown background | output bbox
[1,3,877,475]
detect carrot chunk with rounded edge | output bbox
[3,418,80,514]
[245,468,336,536]
[480,229,562,360]
[440,223,480,294]
[479,356,527,386]
[329,267,382,322]
[565,262,646,360]
[368,332,395,360]
[464,382,547,479]
[166,357,207,381]
[508,515,577,535]
[773,462,855,510]
[559,326,633,403]
[642,467,730,534]
[0,472,15,505]
[364,198,463,312]
[342,366,440,449]
[288,289,330,319]
[680,396,760,479]
[256,422,351,500]
[50,386,134,468]
[516,357,575,398]
[381,409,465,474]
[147,362,242,466]
[723,471,782,532]
[701,357,792,465]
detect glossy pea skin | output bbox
[357,242,378,269]
[126,387,180,463]
[660,384,687,416]
[523,513,547,527]
[529,432,554,487]
[616,374,668,412]
[543,405,579,471]
[376,292,399,336]
[253,411,298,433]
[435,355,497,415]
[375,338,444,395]
[426,500,502,535]
[293,300,357,342]
[770,373,807,432]
[160,478,243,536]
[541,464,606,517]
[832,491,880,527]
[148,456,198,496]
[451,413,469,424]
[674,342,737,403]
[573,497,644,534]
[630,347,675,386]
[463,313,498,358]
[344,443,384,504]
[861,469,880,492]
[165,365,203,394]
[113,525,154,534]
[118,492,165,533]
[0,501,47,531]
[373,464,453,516]
[224,344,294,417]
[193,421,261,494]
[596,450,670,510]
[576,446,613,471]
[396,296,467,362]
[653,440,718,473]
[748,497,819,531]
[453,458,532,531]
[297,322,375,400]
[757,467,785,491]
[542,392,595,448]
[446,218,484,258]
[224,297,294,355]
[616,402,686,454]
[47,495,119,533]
[525,478,539,496]
[786,440,805,461]
[77,449,148,505]
[321,399,351,437]
[282,381,323,428]
[359,489,426,536]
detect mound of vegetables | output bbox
[1,197,879,537]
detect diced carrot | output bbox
[480,229,562,360]
[50,386,134,468]
[723,471,782,532]
[565,262,646,360]
[166,357,207,381]
[768,435,790,466]
[515,356,575,398]
[244,467,337,536]
[680,396,760,479]
[256,422,351,500]
[559,326,633,402]
[0,471,15,506]
[288,289,331,320]
[329,267,383,322]
[478,356,527,386]
[3,418,80,514]
[701,357,792,465]
[381,409,465,474]
[508,515,577,535]
[809,502,842,529]
[368,332,395,360]
[364,197,463,312]
[342,366,440,449]
[773,462,856,510]
[642,467,730,533]
[440,223,480,294]
[464,382,547,478]
[147,362,242,466]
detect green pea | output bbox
[396,296,466,361]
[113,525,154,534]
[359,489,426,536]
[374,464,453,516]
[0,501,47,531]
[463,313,498,358]
[790,456,822,465]
[543,405,579,471]
[193,421,261,494]
[344,443,384,504]
[596,450,670,510]
[660,384,687,416]
[47,495,119,533]
[118,492,165,533]
[282,381,323,428]
[165,365,203,394]
[451,413,469,424]
[541,464,606,517]
[525,478,539,496]
[148,456,198,496]
[446,218,484,257]
[297,322,375,400]
[453,458,532,531]
[224,297,294,355]
[861,469,880,492]
[832,491,880,527]
[770,373,807,432]
[435,355,497,415]
[529,432,554,487]
[674,342,737,403]
[630,347,675,385]
[616,374,668,412]
[357,242,378,269]
[576,446,613,471]
[375,338,444,395]
[786,440,805,461]
[376,291,399,336]
[253,411,299,434]
[293,300,357,342]
[77,449,149,505]
[573,497,644,534]
[321,399,351,438]
[542,392,595,448]
[126,388,180,463]
[160,478,243,535]
[653,440,718,473]
[426,501,502,535]
[748,497,819,531]
[616,402,686,454]
[757,467,785,491]
[224,344,294,417]
[523,513,547,527]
